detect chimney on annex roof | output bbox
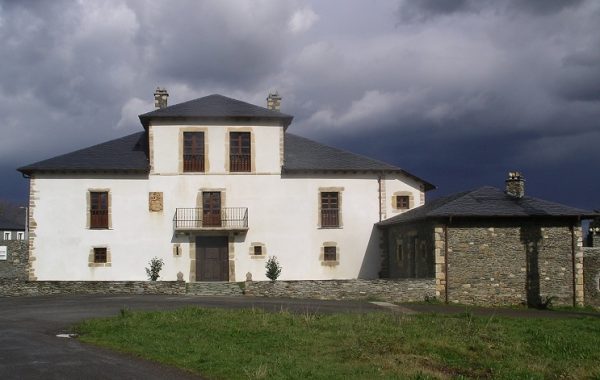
[266,91,282,111]
[154,87,169,109]
[505,171,525,199]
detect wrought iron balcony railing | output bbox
[173,207,248,231]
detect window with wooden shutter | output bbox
[94,247,107,263]
[90,192,109,229]
[183,132,205,172]
[324,246,337,262]
[321,192,339,228]
[229,132,251,172]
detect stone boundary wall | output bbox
[584,248,600,308]
[0,240,28,280]
[0,280,186,297]
[244,279,436,302]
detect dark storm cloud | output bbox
[0,0,598,214]
[126,1,291,89]
[396,0,585,22]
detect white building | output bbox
[0,215,26,241]
[18,91,434,282]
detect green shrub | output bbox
[145,257,164,281]
[265,256,282,282]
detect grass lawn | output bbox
[75,307,600,380]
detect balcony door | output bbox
[202,192,221,227]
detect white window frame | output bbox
[3,232,10,240]
[17,232,24,240]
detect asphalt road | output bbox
[0,295,383,379]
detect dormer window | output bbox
[183,132,205,172]
[230,132,251,172]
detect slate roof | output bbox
[18,132,149,175]
[283,133,435,190]
[139,94,293,128]
[18,130,433,189]
[17,95,434,189]
[0,215,24,231]
[378,186,597,226]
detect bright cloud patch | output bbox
[288,7,318,33]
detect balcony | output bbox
[173,207,248,232]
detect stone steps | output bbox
[186,282,244,296]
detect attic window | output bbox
[253,245,262,256]
[396,196,410,210]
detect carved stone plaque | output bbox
[149,192,163,212]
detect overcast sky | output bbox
[0,0,598,212]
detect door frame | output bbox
[195,235,229,282]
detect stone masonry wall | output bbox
[447,221,576,307]
[584,248,600,308]
[0,240,29,280]
[0,280,186,297]
[244,279,436,303]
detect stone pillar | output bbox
[27,177,38,281]
[574,226,584,306]
[434,226,446,301]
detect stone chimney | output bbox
[505,171,525,198]
[266,91,282,111]
[154,87,169,109]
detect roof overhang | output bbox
[17,168,149,177]
[378,213,600,227]
[139,115,293,129]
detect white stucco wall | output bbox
[29,123,426,282]
[151,123,281,174]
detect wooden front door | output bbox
[196,236,229,281]
[202,192,221,227]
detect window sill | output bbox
[321,261,339,267]
[318,226,342,230]
[88,263,112,267]
[250,255,266,260]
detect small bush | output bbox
[265,256,282,282]
[145,257,164,281]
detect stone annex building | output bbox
[17,90,434,283]
[378,173,598,307]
